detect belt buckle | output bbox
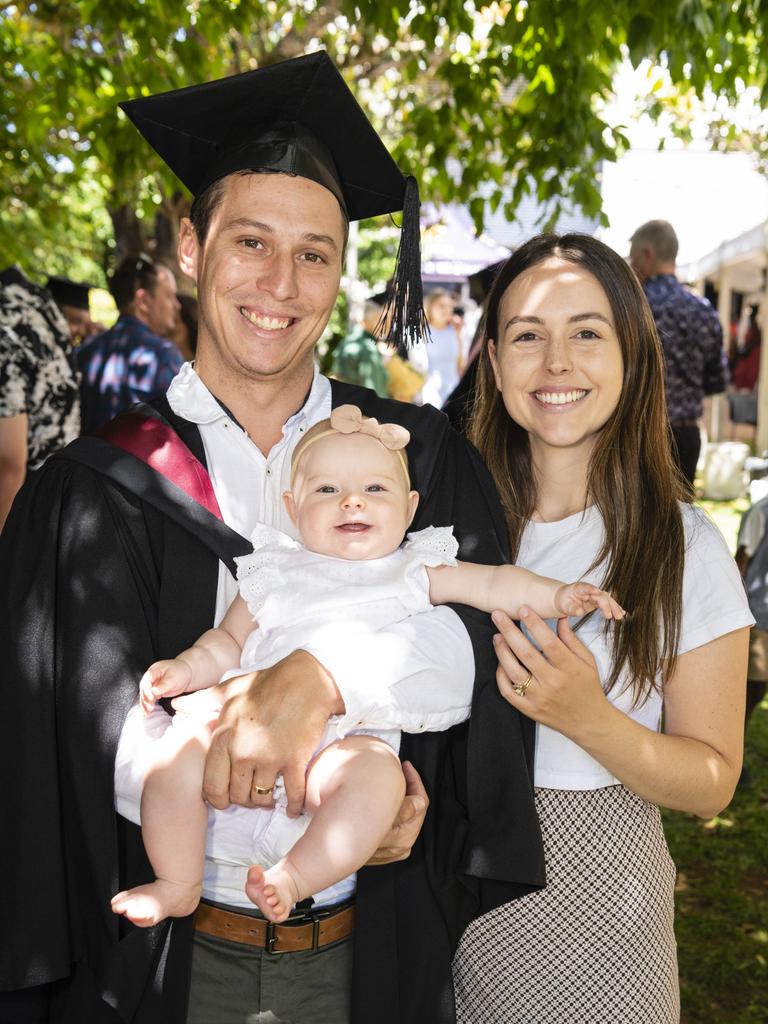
[265,909,328,954]
[265,921,287,955]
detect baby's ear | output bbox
[406,489,419,527]
[283,491,298,525]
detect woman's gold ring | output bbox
[252,784,274,796]
[512,672,533,697]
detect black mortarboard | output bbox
[120,51,427,346]
[45,275,93,311]
[468,260,504,306]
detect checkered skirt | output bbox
[453,785,680,1023]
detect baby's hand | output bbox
[139,659,193,715]
[554,583,626,620]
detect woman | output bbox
[409,289,464,407]
[453,234,752,1023]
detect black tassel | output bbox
[377,175,431,349]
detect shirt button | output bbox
[266,468,271,476]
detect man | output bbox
[629,219,727,485]
[77,254,183,432]
[330,298,389,397]
[46,274,96,343]
[0,267,80,528]
[0,52,543,1023]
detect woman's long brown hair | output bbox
[469,234,688,703]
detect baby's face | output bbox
[286,432,419,560]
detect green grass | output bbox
[662,495,768,1023]
[663,700,768,1023]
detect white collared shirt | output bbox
[118,362,475,907]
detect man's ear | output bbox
[283,490,298,526]
[133,288,151,321]
[178,218,199,282]
[406,489,419,527]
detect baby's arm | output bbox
[139,594,255,713]
[427,562,625,621]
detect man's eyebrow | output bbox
[224,218,338,251]
[302,232,339,252]
[225,217,274,233]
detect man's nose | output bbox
[257,252,299,301]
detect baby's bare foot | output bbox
[245,862,301,923]
[111,878,202,927]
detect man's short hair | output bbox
[630,220,679,263]
[109,255,167,312]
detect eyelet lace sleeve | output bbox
[234,523,300,621]
[401,525,459,611]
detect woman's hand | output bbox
[492,606,611,742]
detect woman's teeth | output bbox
[535,389,587,405]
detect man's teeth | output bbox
[535,389,587,406]
[240,308,291,330]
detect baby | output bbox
[111,405,623,927]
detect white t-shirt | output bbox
[516,503,753,790]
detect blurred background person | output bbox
[629,219,727,488]
[45,275,96,344]
[731,304,761,392]
[77,254,182,433]
[0,267,80,529]
[409,288,464,408]
[168,292,198,363]
[330,298,388,397]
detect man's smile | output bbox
[238,306,296,331]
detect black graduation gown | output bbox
[0,380,544,1023]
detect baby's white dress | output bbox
[115,524,458,905]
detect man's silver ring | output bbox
[512,672,533,697]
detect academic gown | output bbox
[0,379,544,1024]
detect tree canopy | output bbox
[2,0,767,285]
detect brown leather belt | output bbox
[194,901,355,954]
[669,417,699,429]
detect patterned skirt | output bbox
[453,786,680,1024]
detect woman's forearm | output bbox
[572,703,741,819]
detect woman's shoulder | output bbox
[679,501,728,551]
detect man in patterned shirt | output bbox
[0,267,80,528]
[630,219,727,485]
[77,254,183,432]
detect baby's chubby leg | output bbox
[246,736,406,922]
[111,717,210,927]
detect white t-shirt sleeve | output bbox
[677,506,754,656]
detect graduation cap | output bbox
[119,50,427,346]
[46,275,93,311]
[467,260,505,307]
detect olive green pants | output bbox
[186,930,353,1024]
